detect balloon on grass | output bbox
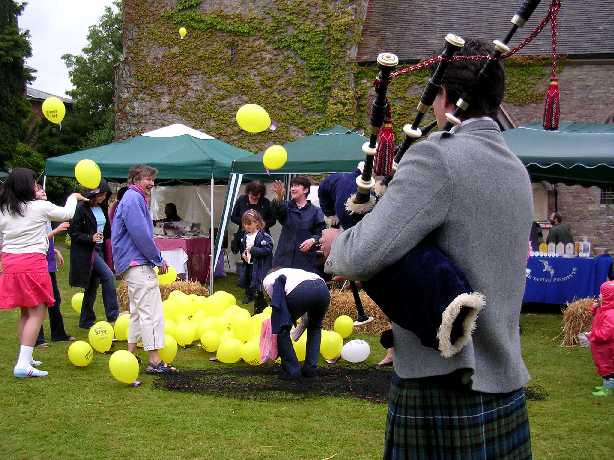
[174,321,194,347]
[241,340,261,365]
[42,96,66,124]
[74,159,101,189]
[71,292,84,313]
[178,26,187,39]
[108,350,139,384]
[217,337,242,363]
[88,321,114,353]
[320,330,343,360]
[201,330,220,352]
[236,104,271,133]
[159,334,178,364]
[114,314,130,341]
[263,145,288,170]
[68,341,93,367]
[341,339,371,363]
[333,315,354,339]
[292,333,307,362]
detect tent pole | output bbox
[42,175,47,191]
[209,175,215,294]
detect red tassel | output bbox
[374,123,395,177]
[543,79,560,131]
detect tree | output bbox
[0,0,34,170]
[61,0,122,147]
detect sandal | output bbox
[145,361,177,375]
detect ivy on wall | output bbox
[119,0,560,150]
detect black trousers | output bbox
[36,272,70,344]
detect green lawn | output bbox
[0,245,612,459]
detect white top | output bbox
[262,268,323,296]
[0,196,77,254]
[244,231,257,264]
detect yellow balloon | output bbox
[333,315,354,339]
[71,292,84,313]
[114,314,130,341]
[74,159,101,189]
[178,26,187,39]
[174,321,194,347]
[108,350,139,384]
[162,300,177,321]
[241,340,261,365]
[231,314,252,342]
[201,330,220,352]
[320,330,343,360]
[263,145,288,170]
[42,96,66,124]
[156,265,177,286]
[159,334,178,364]
[217,337,242,363]
[236,104,271,133]
[88,321,114,353]
[67,340,93,367]
[164,319,177,339]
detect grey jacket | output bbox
[325,119,533,393]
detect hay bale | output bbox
[324,288,389,334]
[558,297,595,347]
[117,280,209,311]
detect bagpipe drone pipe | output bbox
[340,0,558,357]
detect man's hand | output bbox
[319,228,342,258]
[298,238,316,253]
[158,260,169,274]
[56,222,70,232]
[73,193,88,202]
[55,249,64,269]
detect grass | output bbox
[0,244,612,459]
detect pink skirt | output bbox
[0,253,54,309]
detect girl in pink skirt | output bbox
[0,168,86,378]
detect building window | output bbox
[600,185,614,205]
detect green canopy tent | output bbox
[502,122,614,186]
[215,125,367,268]
[44,124,253,291]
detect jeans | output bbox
[276,279,330,377]
[79,248,120,328]
[36,272,71,344]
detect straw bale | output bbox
[557,297,595,347]
[117,280,209,311]
[324,287,389,334]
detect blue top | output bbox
[111,188,163,274]
[317,168,361,230]
[91,206,106,234]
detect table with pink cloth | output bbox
[154,236,223,283]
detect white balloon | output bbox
[340,339,371,363]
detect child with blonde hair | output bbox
[239,209,273,314]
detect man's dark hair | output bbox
[128,164,158,184]
[552,212,562,224]
[439,39,505,119]
[290,176,311,196]
[245,180,266,197]
[165,202,180,219]
[0,168,37,216]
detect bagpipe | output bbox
[342,0,561,357]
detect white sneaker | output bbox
[14,366,48,378]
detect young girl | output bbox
[0,168,85,378]
[588,280,614,396]
[262,267,330,380]
[239,210,273,314]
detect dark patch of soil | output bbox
[154,364,392,403]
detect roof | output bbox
[26,87,72,104]
[231,125,366,174]
[357,1,614,62]
[45,125,252,181]
[502,122,614,185]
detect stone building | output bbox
[116,0,614,251]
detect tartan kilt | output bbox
[384,373,531,460]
